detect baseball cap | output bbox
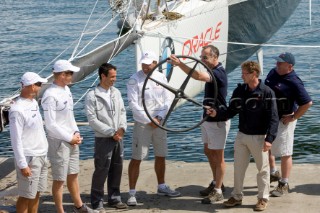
[273,52,295,65]
[53,60,80,73]
[139,51,158,65]
[20,72,48,86]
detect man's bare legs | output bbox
[16,192,40,213]
[281,155,292,180]
[52,174,83,213]
[155,156,165,184]
[128,159,142,190]
[28,192,40,213]
[212,149,225,189]
[67,174,83,208]
[204,144,216,182]
[52,180,65,213]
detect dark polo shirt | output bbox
[265,68,312,118]
[203,62,228,122]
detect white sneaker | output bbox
[157,185,181,197]
[127,193,137,206]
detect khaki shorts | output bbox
[48,137,80,181]
[131,122,167,160]
[201,120,231,150]
[15,156,48,199]
[271,120,297,157]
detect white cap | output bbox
[20,72,48,86]
[53,60,80,73]
[139,51,158,65]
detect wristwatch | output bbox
[155,115,163,122]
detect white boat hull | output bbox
[135,0,229,100]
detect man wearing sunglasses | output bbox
[41,60,96,213]
[206,61,279,211]
[169,45,230,204]
[9,72,48,212]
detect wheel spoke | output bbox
[183,95,205,108]
[162,97,180,126]
[149,76,177,94]
[180,61,199,91]
[141,55,217,132]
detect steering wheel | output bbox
[141,55,218,132]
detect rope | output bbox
[74,74,99,106]
[71,0,100,59]
[144,31,320,49]
[73,14,119,59]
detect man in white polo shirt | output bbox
[9,72,48,212]
[126,51,180,206]
[41,60,96,213]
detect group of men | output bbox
[169,48,312,211]
[9,46,311,212]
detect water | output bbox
[0,0,319,163]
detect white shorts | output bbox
[131,121,167,160]
[201,120,231,150]
[271,120,297,157]
[47,137,80,181]
[15,156,48,199]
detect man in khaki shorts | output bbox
[9,72,48,212]
[42,60,96,213]
[126,51,180,206]
[265,52,312,197]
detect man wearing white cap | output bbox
[126,51,180,206]
[41,60,96,213]
[9,72,48,212]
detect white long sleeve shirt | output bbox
[127,70,172,124]
[41,84,79,142]
[9,98,48,169]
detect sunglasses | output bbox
[34,82,42,87]
[200,55,211,60]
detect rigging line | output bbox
[74,74,100,106]
[108,1,145,61]
[71,0,100,59]
[6,39,77,100]
[85,8,112,32]
[271,28,320,43]
[72,71,99,85]
[73,14,119,59]
[81,7,114,35]
[108,0,134,60]
[144,32,320,48]
[108,0,144,61]
[214,40,320,48]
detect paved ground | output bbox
[0,158,319,212]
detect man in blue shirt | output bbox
[169,45,230,204]
[207,61,279,211]
[265,52,312,197]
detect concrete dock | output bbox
[0,158,319,212]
